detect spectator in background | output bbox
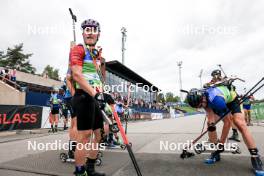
[0,68,3,80]
[134,98,138,108]
[11,69,16,82]
[49,88,61,133]
[4,69,10,80]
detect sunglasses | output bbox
[83,26,99,35]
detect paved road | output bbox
[0,114,263,176]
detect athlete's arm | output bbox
[66,74,75,96]
[70,45,96,97]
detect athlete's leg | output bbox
[232,112,263,171]
[55,114,59,132]
[69,117,77,159]
[206,108,218,144]
[75,130,93,174]
[232,113,255,148]
[219,114,232,144]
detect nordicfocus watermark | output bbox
[27,140,106,151]
[27,23,67,35]
[102,82,157,93]
[160,140,238,151]
[177,24,238,36]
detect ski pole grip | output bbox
[180,89,189,94]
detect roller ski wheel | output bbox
[120,144,126,150]
[121,142,132,150]
[180,150,195,159]
[95,158,102,166]
[231,145,241,154]
[60,153,67,162]
[204,152,221,165]
[194,143,206,154]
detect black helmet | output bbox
[81,19,101,32]
[211,69,221,77]
[186,88,204,108]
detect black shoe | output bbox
[204,152,221,164]
[251,156,263,171]
[86,171,105,176]
[68,151,74,159]
[86,158,105,176]
[229,132,240,142]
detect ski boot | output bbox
[204,151,221,164]
[86,158,105,176]
[228,129,240,142]
[50,125,55,133]
[252,156,264,176]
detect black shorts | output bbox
[51,108,59,115]
[227,97,242,115]
[72,90,103,131]
[64,98,76,118]
[62,109,68,119]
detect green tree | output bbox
[42,65,60,80]
[165,92,181,103]
[0,50,5,67]
[0,43,36,73]
[165,92,174,102]
[173,95,180,102]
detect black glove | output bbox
[94,93,105,109]
[95,92,115,104]
[94,92,105,102]
[103,93,115,105]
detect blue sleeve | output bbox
[208,96,229,118]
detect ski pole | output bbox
[180,77,264,159]
[110,105,143,176]
[90,49,143,175]
[217,64,227,78]
[217,64,245,82]
[69,8,77,43]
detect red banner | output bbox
[0,105,42,131]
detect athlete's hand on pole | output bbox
[94,92,115,105]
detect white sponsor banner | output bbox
[151,113,163,120]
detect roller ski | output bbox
[60,151,103,166]
[60,151,75,163]
[60,140,76,163]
